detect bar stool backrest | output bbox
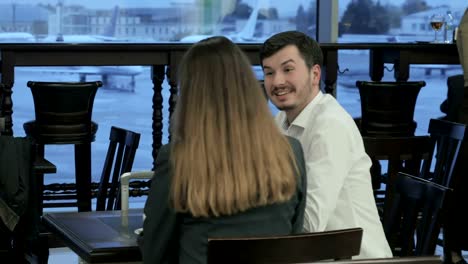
[356,81,426,137]
[26,81,102,144]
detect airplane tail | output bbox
[234,1,260,41]
[103,6,119,37]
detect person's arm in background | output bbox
[142,145,179,264]
[457,8,468,87]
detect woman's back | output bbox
[143,137,306,264]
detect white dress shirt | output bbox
[276,91,392,259]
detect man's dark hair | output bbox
[260,31,323,69]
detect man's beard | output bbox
[276,103,296,111]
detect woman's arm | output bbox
[142,145,179,264]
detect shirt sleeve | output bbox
[302,118,353,232]
[142,145,179,264]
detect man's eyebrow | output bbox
[263,59,295,70]
[281,59,295,66]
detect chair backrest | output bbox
[362,136,433,210]
[356,81,425,137]
[327,256,442,263]
[207,228,363,264]
[383,172,450,256]
[26,81,102,143]
[96,126,141,211]
[420,118,466,188]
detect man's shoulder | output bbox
[315,95,355,127]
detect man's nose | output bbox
[272,72,286,87]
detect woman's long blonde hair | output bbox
[171,36,297,217]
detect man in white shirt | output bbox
[260,31,392,259]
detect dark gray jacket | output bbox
[142,136,307,264]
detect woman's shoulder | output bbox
[284,136,305,169]
[155,144,171,162]
[285,136,302,153]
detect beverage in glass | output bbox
[430,14,445,43]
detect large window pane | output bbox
[337,0,466,135]
[1,0,317,43]
[2,1,318,209]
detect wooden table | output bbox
[43,209,143,263]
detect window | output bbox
[0,1,317,43]
[1,0,317,208]
[337,0,466,135]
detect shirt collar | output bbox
[280,91,324,130]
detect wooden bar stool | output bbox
[23,81,102,212]
[357,81,426,207]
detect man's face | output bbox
[262,45,320,120]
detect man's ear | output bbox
[311,64,321,82]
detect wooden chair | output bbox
[356,81,425,137]
[207,227,363,264]
[383,172,450,256]
[324,256,442,263]
[362,136,433,212]
[23,81,102,212]
[95,126,141,211]
[420,118,466,188]
[419,119,466,256]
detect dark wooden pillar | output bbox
[322,49,338,96]
[369,49,384,82]
[151,65,165,170]
[0,50,15,136]
[166,51,184,142]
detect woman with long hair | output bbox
[141,36,306,264]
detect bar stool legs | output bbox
[75,143,92,212]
